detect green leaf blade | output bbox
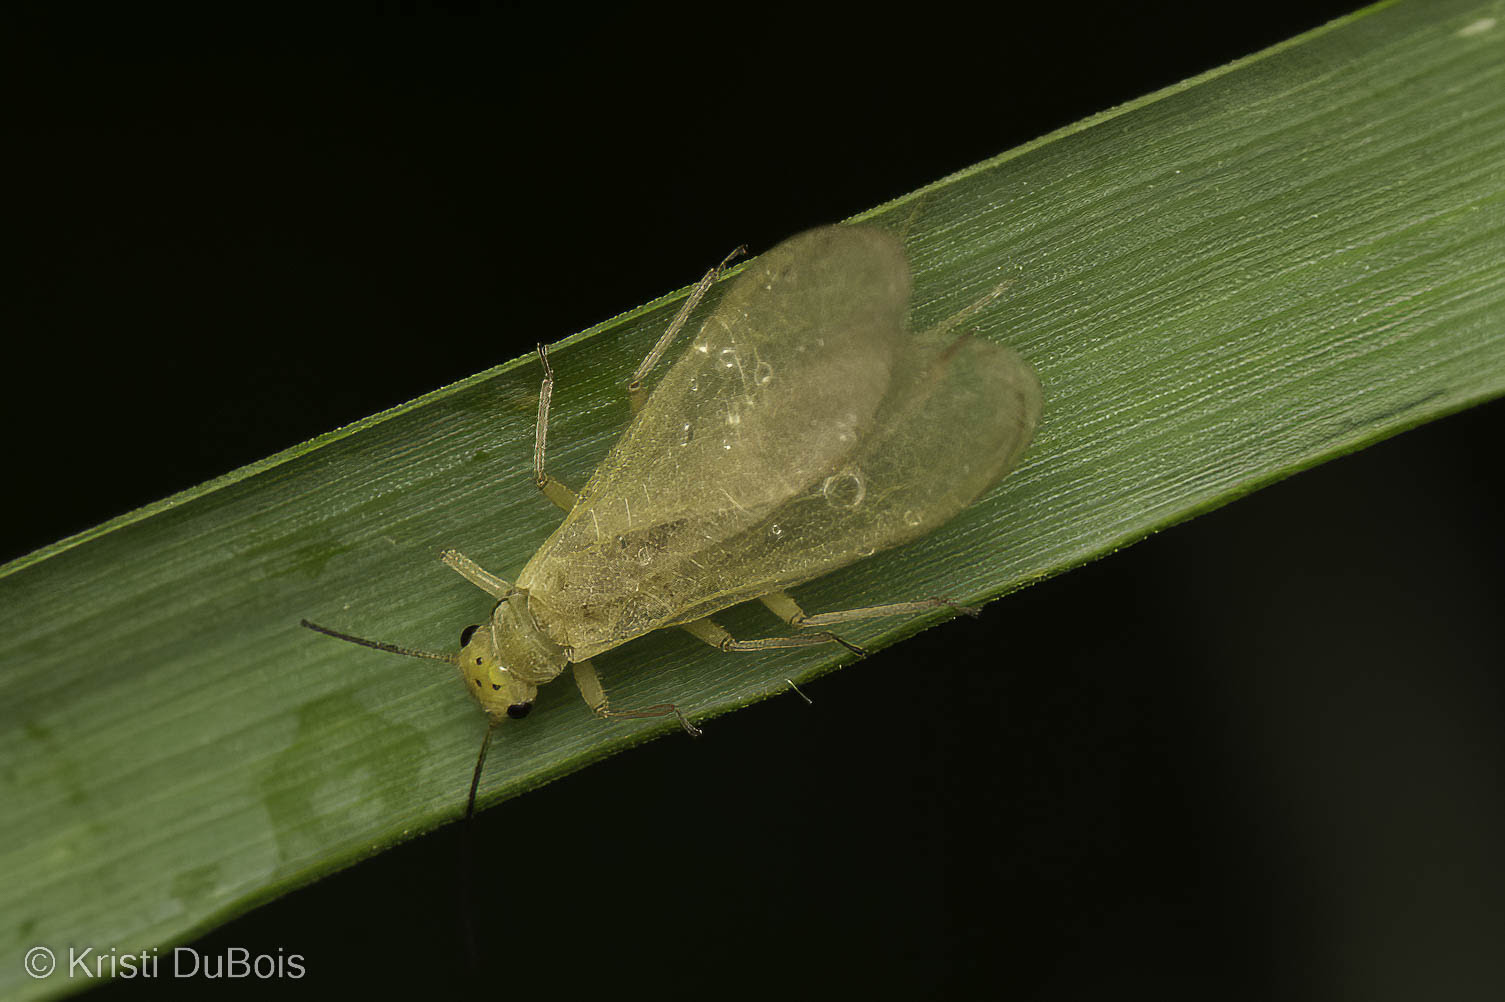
[4,3,1503,997]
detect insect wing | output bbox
[518,226,1040,656]
[594,225,912,518]
[693,331,1043,597]
[519,227,912,646]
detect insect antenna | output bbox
[459,722,496,970]
[299,619,456,663]
[465,723,495,821]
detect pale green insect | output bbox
[303,224,1043,815]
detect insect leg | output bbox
[571,659,702,737]
[534,344,581,512]
[626,244,745,413]
[920,277,1015,341]
[759,590,980,628]
[440,549,514,599]
[680,616,867,657]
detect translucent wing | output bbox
[517,226,1042,659]
[682,333,1042,612]
[595,225,912,519]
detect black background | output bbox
[10,4,1504,999]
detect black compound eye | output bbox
[459,624,480,646]
[506,702,533,720]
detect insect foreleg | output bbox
[626,244,745,413]
[533,344,581,513]
[680,616,867,657]
[758,590,980,628]
[571,659,702,737]
[440,548,514,599]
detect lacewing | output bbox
[304,224,1043,814]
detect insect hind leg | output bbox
[681,616,867,658]
[759,590,980,629]
[920,276,1016,342]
